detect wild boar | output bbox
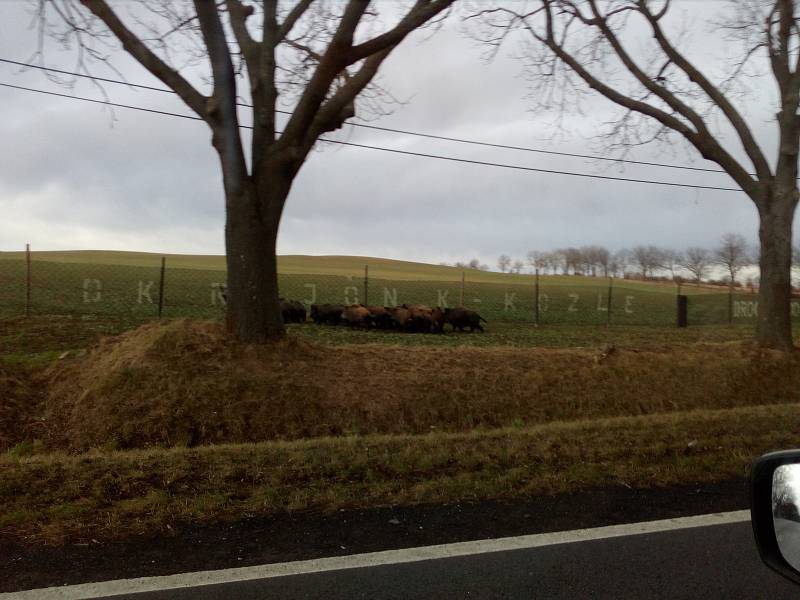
[367,306,394,329]
[341,304,374,328]
[443,307,487,332]
[389,306,413,331]
[404,304,433,333]
[310,303,345,325]
[280,299,307,323]
[430,307,445,333]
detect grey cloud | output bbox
[0,0,796,265]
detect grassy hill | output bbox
[0,249,769,325]
[0,249,710,293]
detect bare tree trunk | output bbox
[756,185,797,351]
[224,165,293,342]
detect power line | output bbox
[0,57,732,176]
[0,80,742,193]
[0,81,201,122]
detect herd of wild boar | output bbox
[280,299,487,333]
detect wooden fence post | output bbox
[728,285,733,324]
[364,264,369,307]
[677,294,688,328]
[158,256,166,318]
[25,243,31,317]
[534,268,540,326]
[607,276,613,326]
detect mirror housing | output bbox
[751,450,800,585]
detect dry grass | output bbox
[0,362,42,452]
[37,319,800,452]
[2,403,798,543]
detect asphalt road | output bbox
[53,517,798,599]
[775,517,800,571]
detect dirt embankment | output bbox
[34,319,800,452]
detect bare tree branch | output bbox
[79,0,207,116]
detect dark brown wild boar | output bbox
[367,306,394,329]
[404,304,433,333]
[280,298,306,323]
[443,307,487,332]
[310,304,344,325]
[430,307,445,333]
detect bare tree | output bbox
[511,259,525,273]
[471,0,799,350]
[630,245,664,279]
[716,233,751,285]
[660,249,683,281]
[594,246,611,277]
[551,249,567,274]
[497,254,512,273]
[581,245,610,276]
[541,251,559,274]
[611,248,631,278]
[467,257,488,270]
[682,247,712,284]
[558,247,583,275]
[42,0,454,342]
[527,249,547,272]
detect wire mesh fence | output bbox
[2,250,799,327]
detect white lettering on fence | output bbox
[624,296,635,314]
[303,283,317,306]
[344,286,359,305]
[596,292,608,312]
[210,283,226,306]
[538,293,549,312]
[504,292,516,311]
[82,279,102,303]
[137,281,154,304]
[437,290,450,309]
[733,300,758,318]
[383,287,398,307]
[568,293,579,312]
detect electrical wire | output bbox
[0,80,743,193]
[0,57,734,176]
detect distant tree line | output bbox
[444,234,800,288]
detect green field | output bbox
[0,250,796,326]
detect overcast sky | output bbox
[0,0,796,269]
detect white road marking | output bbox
[4,510,751,599]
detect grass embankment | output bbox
[2,404,798,543]
[27,320,800,452]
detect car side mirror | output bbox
[751,450,800,584]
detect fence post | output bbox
[607,276,613,326]
[534,268,540,326]
[364,264,369,307]
[158,256,166,318]
[728,284,733,324]
[25,243,31,317]
[677,294,688,328]
[460,271,465,307]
